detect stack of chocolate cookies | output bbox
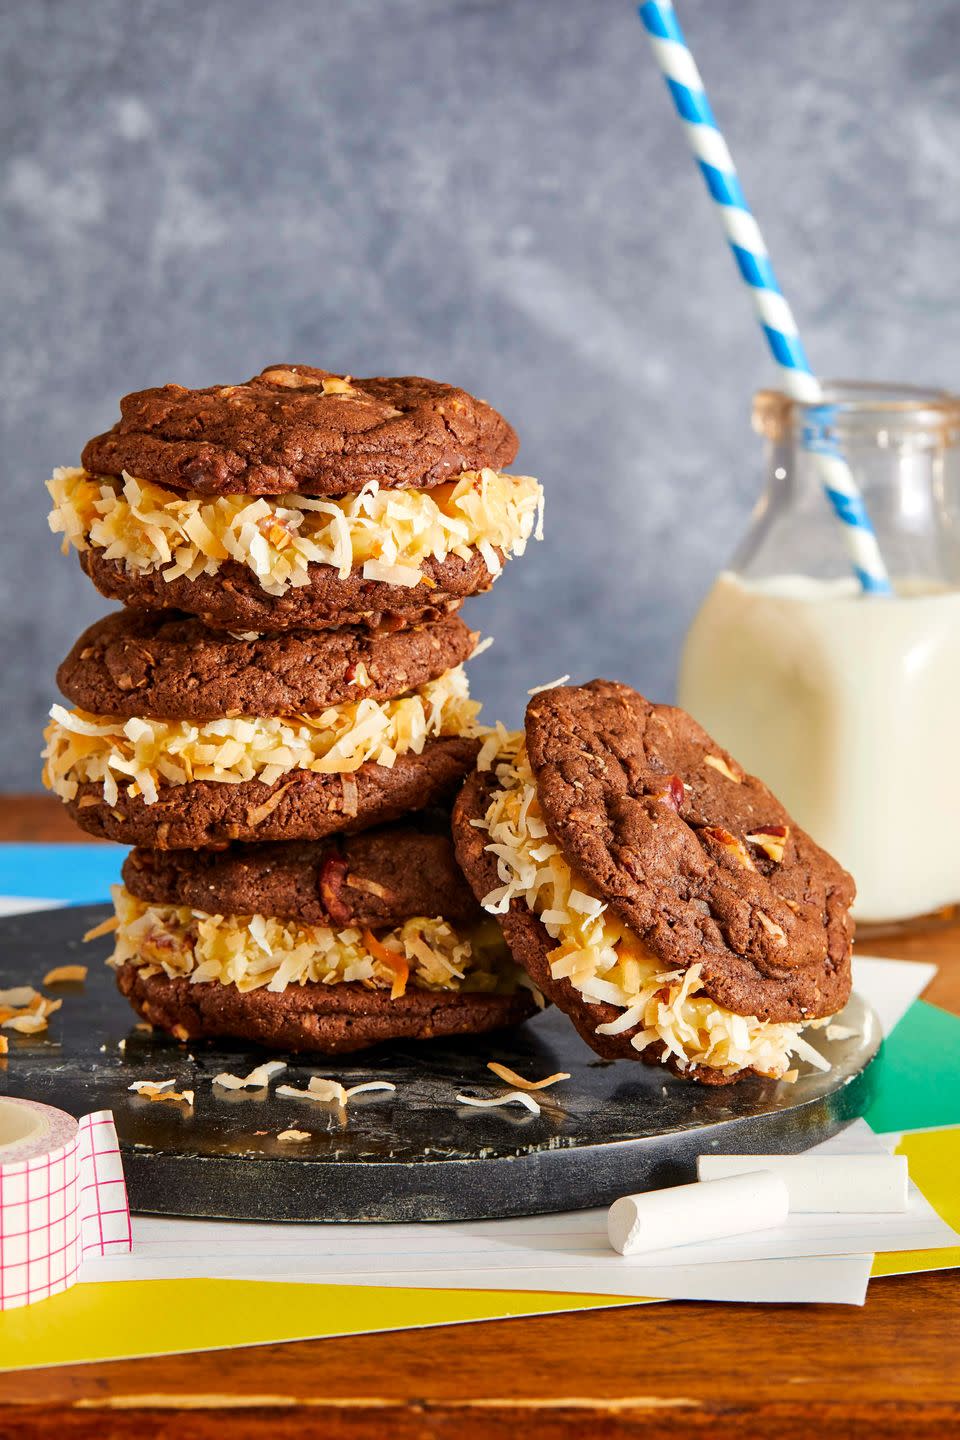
[43,365,543,1052]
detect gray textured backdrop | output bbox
[3,0,959,789]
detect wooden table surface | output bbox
[2,795,958,1438]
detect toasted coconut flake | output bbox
[43,667,479,805]
[129,1080,194,1106]
[456,1090,541,1115]
[340,772,359,818]
[0,995,62,1034]
[277,1077,396,1107]
[527,675,570,696]
[0,986,41,1008]
[345,873,393,901]
[106,886,518,998]
[486,1062,570,1092]
[48,466,542,596]
[824,1023,858,1041]
[83,914,119,941]
[476,721,515,774]
[245,781,296,827]
[362,930,409,999]
[213,1060,287,1091]
[281,1079,346,1106]
[277,1129,312,1143]
[361,559,424,588]
[2,1014,48,1035]
[43,964,88,985]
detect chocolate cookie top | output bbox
[524,680,854,1018]
[123,820,481,929]
[81,366,518,498]
[57,610,476,721]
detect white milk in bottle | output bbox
[678,573,960,923]
[679,384,960,927]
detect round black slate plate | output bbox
[0,904,880,1222]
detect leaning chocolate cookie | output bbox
[44,613,484,847]
[453,680,855,1086]
[81,366,519,497]
[100,816,535,1054]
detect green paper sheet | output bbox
[865,1000,960,1134]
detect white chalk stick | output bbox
[696,1154,909,1213]
[607,1171,789,1257]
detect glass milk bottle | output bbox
[678,383,960,931]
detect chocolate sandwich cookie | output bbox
[81,366,519,497]
[49,368,542,634]
[454,680,854,1085]
[105,820,535,1054]
[44,613,484,848]
[58,610,478,721]
[122,818,482,930]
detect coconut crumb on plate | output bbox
[83,914,120,942]
[43,964,88,985]
[486,1062,570,1091]
[456,1090,541,1115]
[0,992,63,1034]
[825,1023,859,1041]
[0,986,42,1008]
[277,1129,312,1143]
[213,1060,287,1091]
[129,1079,194,1106]
[276,1077,396,1107]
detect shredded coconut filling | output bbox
[476,735,832,1080]
[42,665,479,806]
[47,466,544,595]
[105,886,520,997]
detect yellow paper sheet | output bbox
[0,1281,647,1372]
[871,1127,960,1279]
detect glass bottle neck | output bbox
[735,396,960,589]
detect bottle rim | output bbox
[753,381,960,441]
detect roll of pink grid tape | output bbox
[0,1097,131,1309]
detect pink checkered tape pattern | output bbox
[0,1098,130,1310]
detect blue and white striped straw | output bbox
[638,0,892,596]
